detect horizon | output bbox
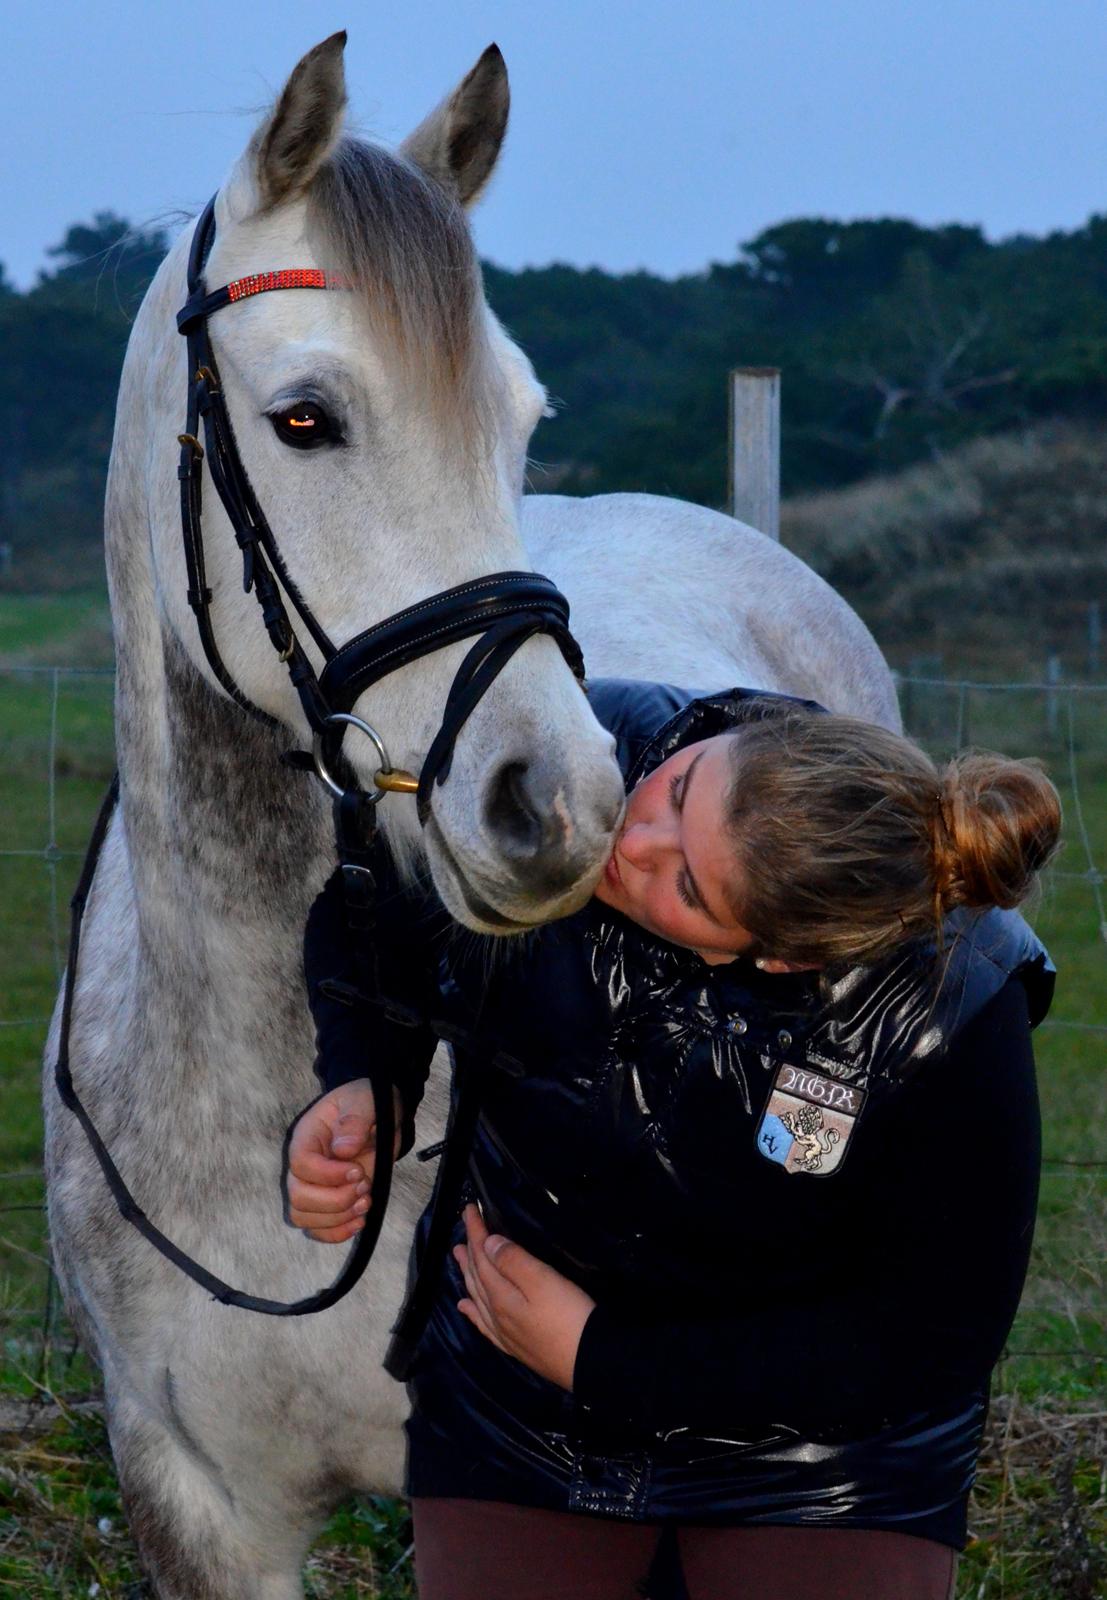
[19,201,1107,295]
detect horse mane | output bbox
[307,138,494,448]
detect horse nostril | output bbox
[486,761,564,858]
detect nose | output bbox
[618,813,678,872]
[486,761,556,855]
[484,757,623,893]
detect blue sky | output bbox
[6,0,1106,288]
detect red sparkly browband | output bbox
[176,268,353,332]
[226,268,353,303]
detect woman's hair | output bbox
[723,707,1062,968]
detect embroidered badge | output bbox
[755,1063,866,1176]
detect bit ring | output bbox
[312,713,391,803]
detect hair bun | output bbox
[933,753,1062,913]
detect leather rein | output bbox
[53,193,587,1322]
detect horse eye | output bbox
[269,402,339,450]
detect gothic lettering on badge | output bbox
[779,1066,860,1114]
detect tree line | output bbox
[3,207,1107,580]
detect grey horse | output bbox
[44,34,898,1599]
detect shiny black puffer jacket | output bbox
[305,680,1055,1548]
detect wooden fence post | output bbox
[729,367,781,540]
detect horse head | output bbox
[133,33,624,931]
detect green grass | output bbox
[903,678,1107,1415]
[1,593,1105,1596]
[0,590,114,669]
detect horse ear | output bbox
[251,32,348,209]
[400,44,509,207]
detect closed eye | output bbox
[676,871,698,911]
[668,778,700,908]
[669,755,715,919]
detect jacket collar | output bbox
[625,686,825,785]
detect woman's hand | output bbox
[453,1203,596,1391]
[285,1078,402,1243]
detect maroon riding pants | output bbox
[411,1498,958,1600]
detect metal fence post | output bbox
[729,367,781,541]
[1088,601,1101,680]
[1046,651,1063,739]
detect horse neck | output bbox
[118,623,334,976]
[105,297,334,991]
[104,564,334,1102]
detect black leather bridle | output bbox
[54,193,589,1328]
[174,195,584,816]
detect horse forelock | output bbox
[307,138,496,450]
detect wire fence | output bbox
[1,665,1105,1379]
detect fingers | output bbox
[288,1083,397,1192]
[290,1145,374,1187]
[288,1175,369,1226]
[289,1105,373,1186]
[329,1114,378,1172]
[304,1216,368,1246]
[454,1205,500,1334]
[452,1242,498,1331]
[453,1242,507,1352]
[459,1204,495,1314]
[457,1294,508,1352]
[462,1204,531,1294]
[332,1124,389,1191]
[479,1236,526,1286]
[291,1180,371,1243]
[463,1201,488,1246]
[285,1082,385,1244]
[454,1205,527,1326]
[287,1124,373,1234]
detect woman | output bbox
[286,681,1059,1600]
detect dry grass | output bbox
[0,1394,416,1599]
[963,1395,1107,1598]
[2,1388,1103,1598]
[781,420,1107,674]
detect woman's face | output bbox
[593,735,760,963]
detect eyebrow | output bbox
[677,751,724,926]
